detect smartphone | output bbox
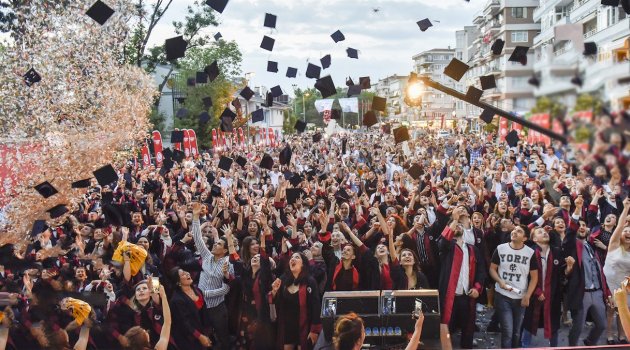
[151,277,160,294]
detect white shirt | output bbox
[455,243,469,295]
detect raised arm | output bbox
[154,286,171,350]
[192,202,212,260]
[609,197,630,252]
[370,207,391,236]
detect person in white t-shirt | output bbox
[490,225,539,348]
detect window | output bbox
[511,7,525,18]
[511,31,528,43]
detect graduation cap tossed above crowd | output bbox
[315,75,336,98]
[491,39,505,55]
[267,61,279,73]
[363,110,378,127]
[86,0,115,25]
[218,156,233,172]
[479,109,495,124]
[93,164,118,186]
[372,96,386,112]
[505,130,520,148]
[295,120,307,133]
[347,48,359,59]
[165,36,188,61]
[202,96,213,108]
[206,0,229,13]
[393,126,410,144]
[407,164,424,180]
[279,145,292,165]
[196,71,208,84]
[240,86,254,101]
[416,18,432,32]
[34,181,58,198]
[508,46,529,66]
[260,35,275,51]
[270,85,283,98]
[320,54,332,69]
[465,86,483,103]
[264,13,277,28]
[48,204,69,219]
[259,154,274,170]
[171,130,184,143]
[286,67,298,78]
[444,58,470,82]
[214,32,222,41]
[235,156,247,168]
[347,84,362,97]
[24,68,41,86]
[71,178,92,189]
[331,30,345,43]
[251,108,264,123]
[205,61,220,82]
[359,76,371,89]
[306,63,321,79]
[480,75,496,90]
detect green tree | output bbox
[283,109,298,134]
[149,107,166,133]
[573,93,603,114]
[530,96,565,116]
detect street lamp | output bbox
[303,92,310,122]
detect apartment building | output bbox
[456,26,481,119]
[374,74,409,121]
[532,0,630,109]
[411,48,458,123]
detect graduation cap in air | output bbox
[267,61,279,73]
[306,63,321,79]
[372,96,386,112]
[359,77,371,89]
[206,0,229,13]
[72,178,91,189]
[346,77,355,87]
[416,18,432,32]
[264,13,277,28]
[480,75,496,90]
[176,108,189,119]
[286,67,298,78]
[260,36,275,51]
[465,86,483,102]
[220,115,234,132]
[407,164,424,180]
[202,96,213,109]
[205,61,220,82]
[571,75,583,87]
[505,130,520,148]
[315,75,336,98]
[479,109,495,124]
[347,85,362,97]
[171,130,184,143]
[271,85,283,98]
[279,145,293,165]
[232,98,241,110]
[165,36,188,61]
[363,110,378,127]
[583,42,597,56]
[206,171,216,184]
[342,138,347,154]
[491,39,505,55]
[24,68,41,86]
[287,174,301,187]
[47,204,69,219]
[210,184,222,197]
[346,48,359,59]
[199,111,210,124]
[196,71,208,84]
[444,58,470,82]
[176,97,186,104]
[528,75,541,87]
[330,109,341,120]
[93,164,118,186]
[265,92,274,107]
[601,0,619,5]
[312,133,323,142]
[331,30,345,43]
[295,120,307,133]
[163,148,173,160]
[172,149,186,163]
[508,46,529,65]
[622,0,630,14]
[86,0,115,25]
[393,126,410,144]
[286,188,304,204]
[31,220,48,237]
[259,154,274,170]
[218,156,233,171]
[214,32,222,41]
[251,108,264,123]
[221,107,236,120]
[235,156,247,168]
[238,86,254,101]
[34,181,58,198]
[320,54,331,69]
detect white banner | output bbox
[337,97,359,113]
[314,99,334,113]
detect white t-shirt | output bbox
[492,243,538,299]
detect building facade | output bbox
[374,75,409,121]
[239,87,291,139]
[412,48,458,124]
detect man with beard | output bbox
[521,227,568,347]
[438,207,485,349]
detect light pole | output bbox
[303,92,310,122]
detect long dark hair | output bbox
[282,252,310,285]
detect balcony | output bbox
[570,0,597,22]
[484,0,501,16]
[586,17,630,46]
[583,60,630,93]
[583,28,597,39]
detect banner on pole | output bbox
[152,131,164,166]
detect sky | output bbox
[147,0,486,96]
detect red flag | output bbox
[152,131,164,166]
[189,129,198,158]
[238,128,245,148]
[212,129,217,149]
[268,128,273,147]
[259,128,265,145]
[141,141,151,168]
[498,117,509,142]
[440,114,445,129]
[183,129,191,158]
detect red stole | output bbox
[533,248,554,339]
[331,262,359,290]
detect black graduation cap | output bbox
[218,156,233,171]
[279,145,292,165]
[86,0,115,25]
[71,178,91,188]
[571,75,583,87]
[221,107,236,120]
[199,111,210,124]
[622,0,630,14]
[465,86,483,102]
[101,191,114,203]
[330,109,341,120]
[103,203,126,226]
[347,85,362,97]
[372,96,386,112]
[195,71,208,84]
[220,116,234,132]
[318,173,329,181]
[286,188,304,204]
[508,46,529,65]
[176,97,187,104]
[407,164,423,180]
[295,120,307,133]
[47,204,69,219]
[346,48,359,59]
[271,85,283,98]
[31,220,48,237]
[162,148,173,160]
[320,54,331,69]
[342,138,347,154]
[583,42,597,56]
[286,67,298,78]
[601,0,619,5]
[206,171,216,184]
[393,126,410,144]
[232,98,241,110]
[214,32,222,41]
[416,18,432,32]
[176,108,189,119]
[171,130,184,143]
[187,77,196,87]
[251,108,264,123]
[165,36,188,61]
[336,188,351,202]
[264,13,277,28]
[265,92,274,107]
[480,75,496,90]
[202,96,213,109]
[315,75,336,98]
[363,110,378,127]
[210,184,222,197]
[331,30,345,43]
[313,133,323,142]
[205,61,220,82]
[444,58,470,82]
[235,156,247,168]
[267,61,279,73]
[259,154,274,170]
[479,109,495,124]
[34,181,58,198]
[172,149,186,163]
[505,130,520,147]
[24,68,41,86]
[289,174,303,187]
[528,75,541,87]
[260,35,275,51]
[491,39,505,55]
[359,77,371,89]
[237,86,253,101]
[206,0,229,13]
[306,63,321,79]
[346,77,355,86]
[93,164,118,186]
